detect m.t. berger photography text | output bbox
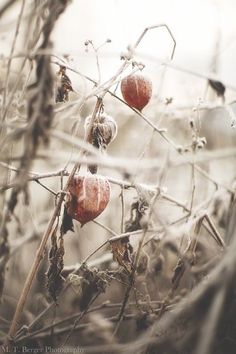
[1,346,84,353]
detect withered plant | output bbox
[0,1,236,354]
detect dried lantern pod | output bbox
[84,112,117,174]
[121,73,152,111]
[84,113,117,149]
[66,174,110,226]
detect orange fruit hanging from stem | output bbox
[66,175,110,226]
[121,73,152,111]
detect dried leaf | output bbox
[76,264,110,310]
[68,274,84,296]
[125,199,149,232]
[8,189,19,213]
[208,79,226,97]
[171,258,186,290]
[55,65,73,103]
[88,164,98,175]
[46,226,65,302]
[0,225,9,298]
[60,206,74,235]
[110,236,133,273]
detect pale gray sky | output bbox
[2,0,236,100]
[51,0,236,99]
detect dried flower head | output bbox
[84,112,117,150]
[84,113,118,174]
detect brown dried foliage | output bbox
[46,226,65,302]
[0,0,70,303]
[84,111,117,174]
[55,65,73,103]
[76,264,110,311]
[110,237,133,273]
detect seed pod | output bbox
[66,175,110,226]
[121,74,152,111]
[84,113,117,174]
[84,113,117,149]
